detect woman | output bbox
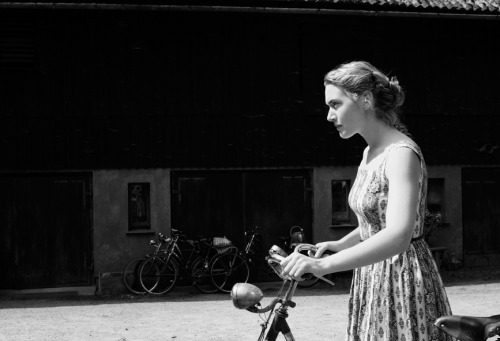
[281,61,452,341]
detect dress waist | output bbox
[360,234,425,243]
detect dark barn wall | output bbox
[1,9,500,287]
[1,9,499,171]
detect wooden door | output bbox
[462,168,500,267]
[0,173,93,289]
[243,171,312,251]
[172,171,244,246]
[171,170,312,252]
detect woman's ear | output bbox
[361,91,374,110]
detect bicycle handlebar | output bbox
[244,226,261,237]
[232,243,334,316]
[268,247,315,281]
[293,243,318,254]
[246,297,283,314]
[267,243,335,285]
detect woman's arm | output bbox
[336,227,363,250]
[314,227,361,257]
[282,147,421,278]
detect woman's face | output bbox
[325,84,365,139]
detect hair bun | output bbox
[388,76,404,108]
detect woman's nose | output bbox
[327,110,336,122]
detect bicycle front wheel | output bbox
[191,257,218,294]
[210,253,250,293]
[123,256,147,295]
[139,256,179,295]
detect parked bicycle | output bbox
[231,243,334,341]
[122,232,171,295]
[138,228,232,295]
[210,226,268,293]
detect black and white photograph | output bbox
[1,1,500,340]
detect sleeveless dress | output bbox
[346,141,453,341]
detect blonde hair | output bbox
[324,61,409,135]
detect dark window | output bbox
[427,178,445,216]
[332,180,351,224]
[128,182,151,231]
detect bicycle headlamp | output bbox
[231,283,264,310]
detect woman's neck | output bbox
[361,120,397,150]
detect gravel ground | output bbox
[1,272,500,341]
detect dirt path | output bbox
[1,280,499,341]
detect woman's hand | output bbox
[313,241,337,258]
[280,251,322,281]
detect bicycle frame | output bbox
[243,227,277,277]
[165,235,212,277]
[231,243,334,341]
[231,271,299,341]
[244,228,260,256]
[255,279,299,341]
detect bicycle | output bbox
[231,243,500,341]
[139,228,232,295]
[122,232,171,295]
[230,243,335,341]
[210,226,267,293]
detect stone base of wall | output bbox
[97,272,128,296]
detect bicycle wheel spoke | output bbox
[139,256,178,295]
[211,253,250,293]
[192,258,218,294]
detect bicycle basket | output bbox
[213,237,232,254]
[213,236,232,247]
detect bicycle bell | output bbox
[231,283,264,310]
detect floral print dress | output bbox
[346,141,452,341]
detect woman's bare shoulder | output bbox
[385,145,421,179]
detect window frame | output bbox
[331,179,352,225]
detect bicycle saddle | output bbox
[231,282,264,310]
[435,314,500,341]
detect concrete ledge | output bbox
[0,286,96,297]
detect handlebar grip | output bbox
[269,251,312,280]
[269,253,285,262]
